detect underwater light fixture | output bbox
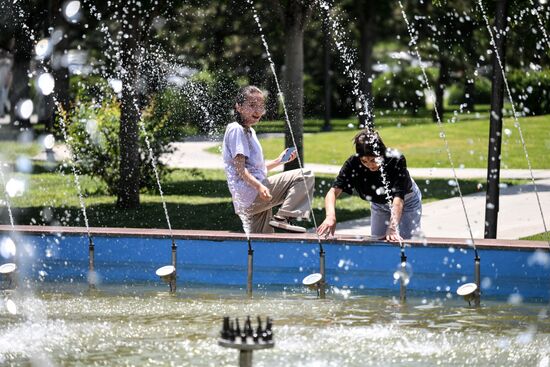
[457,283,478,306]
[302,272,323,289]
[302,272,325,297]
[155,265,176,292]
[0,263,17,289]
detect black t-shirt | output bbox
[333,153,413,204]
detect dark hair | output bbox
[353,129,387,157]
[234,85,263,127]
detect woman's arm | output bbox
[234,154,272,201]
[317,187,343,237]
[386,196,404,241]
[265,149,297,171]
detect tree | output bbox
[356,0,376,128]
[116,1,142,209]
[265,0,314,170]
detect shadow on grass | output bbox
[3,173,519,232]
[9,203,369,232]
[161,178,231,198]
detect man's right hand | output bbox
[258,184,272,201]
[317,216,336,237]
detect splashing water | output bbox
[529,0,550,50]
[247,0,321,238]
[315,0,373,127]
[476,0,549,246]
[398,1,477,253]
[316,0,403,251]
[0,165,16,229]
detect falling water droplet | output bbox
[108,79,122,93]
[43,134,56,150]
[15,156,32,173]
[5,299,17,315]
[0,237,16,258]
[35,38,52,59]
[37,73,55,95]
[16,99,33,119]
[63,0,82,22]
[5,178,26,197]
[508,293,523,305]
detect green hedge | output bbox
[508,69,550,116]
[372,67,432,114]
[447,76,492,106]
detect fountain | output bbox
[397,0,483,306]
[248,0,326,299]
[0,1,550,365]
[317,0,414,302]
[218,316,274,367]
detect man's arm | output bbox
[317,187,343,237]
[386,196,404,241]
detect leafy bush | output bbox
[372,67,430,114]
[65,94,174,195]
[508,69,550,116]
[448,76,492,105]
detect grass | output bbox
[211,112,550,169]
[1,168,522,232]
[0,141,42,163]
[520,232,550,242]
[257,105,495,133]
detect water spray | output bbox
[476,0,549,248]
[317,0,410,301]
[0,167,17,289]
[397,1,482,306]
[56,108,97,290]
[7,0,99,291]
[248,1,326,298]
[81,0,182,291]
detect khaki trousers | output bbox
[245,169,315,233]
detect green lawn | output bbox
[520,232,550,242]
[259,114,550,169]
[0,141,42,162]
[1,168,520,232]
[212,113,550,169]
[257,105,495,133]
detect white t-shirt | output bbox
[222,122,267,213]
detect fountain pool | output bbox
[0,226,549,366]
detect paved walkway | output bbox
[160,140,550,179]
[36,139,550,240]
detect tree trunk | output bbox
[265,72,279,121]
[322,17,332,132]
[283,2,309,171]
[358,0,376,129]
[485,0,509,239]
[464,80,475,112]
[49,0,70,128]
[9,38,31,129]
[38,0,64,133]
[433,55,448,122]
[116,8,141,209]
[462,19,476,113]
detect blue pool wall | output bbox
[3,233,549,301]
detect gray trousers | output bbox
[370,180,422,239]
[245,169,315,233]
